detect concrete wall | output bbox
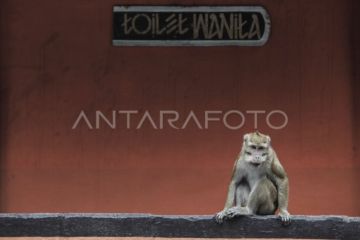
[0,0,359,215]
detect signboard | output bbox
[113,6,271,46]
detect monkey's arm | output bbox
[215,158,244,223]
[223,158,244,209]
[270,151,291,224]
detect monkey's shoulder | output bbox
[267,150,288,179]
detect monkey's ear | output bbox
[243,134,249,142]
[267,136,271,143]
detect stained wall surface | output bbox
[0,0,359,215]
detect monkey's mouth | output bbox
[250,162,261,167]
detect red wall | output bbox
[1,0,359,215]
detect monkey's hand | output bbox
[215,210,228,224]
[215,209,227,224]
[278,209,291,225]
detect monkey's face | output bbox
[243,132,271,167]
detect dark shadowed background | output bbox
[0,0,359,215]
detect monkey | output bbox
[215,131,290,225]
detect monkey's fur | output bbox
[215,131,290,224]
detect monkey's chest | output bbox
[246,171,267,189]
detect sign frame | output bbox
[112,6,271,47]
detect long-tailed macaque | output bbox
[215,131,290,224]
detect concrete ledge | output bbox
[0,213,360,239]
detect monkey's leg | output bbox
[235,183,250,207]
[224,184,250,218]
[248,178,277,215]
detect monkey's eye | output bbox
[250,145,257,150]
[258,146,265,150]
[245,151,252,155]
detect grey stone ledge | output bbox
[0,213,359,239]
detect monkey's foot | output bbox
[225,206,251,218]
[215,207,251,223]
[278,209,291,226]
